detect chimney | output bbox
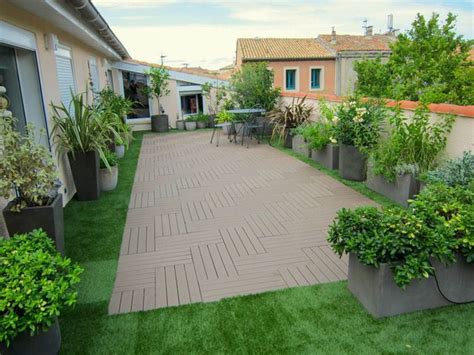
[365,25,373,37]
[331,27,336,44]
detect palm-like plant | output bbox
[268,96,313,142]
[50,91,113,167]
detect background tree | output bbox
[202,81,227,115]
[355,13,473,105]
[230,62,280,111]
[142,66,170,114]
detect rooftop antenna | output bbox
[160,54,166,66]
[362,19,368,34]
[387,14,394,33]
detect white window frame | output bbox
[283,67,299,92]
[309,66,325,92]
[55,43,77,106]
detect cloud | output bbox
[100,0,473,69]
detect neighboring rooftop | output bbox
[318,34,394,52]
[237,38,335,61]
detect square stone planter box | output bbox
[348,253,474,318]
[292,135,310,157]
[338,144,367,181]
[367,173,420,207]
[2,194,64,255]
[68,151,100,201]
[311,144,339,170]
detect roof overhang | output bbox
[9,0,123,60]
[242,57,335,62]
[337,51,392,58]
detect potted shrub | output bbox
[99,151,119,192]
[0,230,82,354]
[268,96,312,149]
[328,183,474,318]
[290,124,311,157]
[184,116,197,131]
[423,151,474,187]
[368,105,454,206]
[333,97,385,181]
[195,113,209,129]
[51,92,113,201]
[0,116,64,255]
[143,66,171,133]
[215,110,235,134]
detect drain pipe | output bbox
[67,0,130,59]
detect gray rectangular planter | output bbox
[292,135,310,157]
[348,253,474,318]
[367,173,420,207]
[311,144,339,170]
[338,144,367,181]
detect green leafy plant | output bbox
[100,151,118,169]
[424,151,474,186]
[0,117,58,212]
[216,110,235,124]
[299,100,338,150]
[0,229,82,347]
[371,105,455,181]
[193,113,210,122]
[142,66,171,114]
[355,13,473,105]
[268,96,313,142]
[409,183,474,262]
[202,82,227,115]
[230,62,280,111]
[332,96,386,154]
[50,91,113,168]
[328,206,455,287]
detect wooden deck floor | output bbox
[109,131,376,314]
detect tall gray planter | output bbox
[292,135,310,157]
[311,144,339,170]
[151,114,169,133]
[348,253,474,318]
[176,120,185,130]
[339,144,367,181]
[284,130,293,148]
[367,172,420,207]
[68,151,100,201]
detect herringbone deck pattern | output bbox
[109,131,376,314]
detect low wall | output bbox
[281,93,474,160]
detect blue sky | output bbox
[94,0,473,69]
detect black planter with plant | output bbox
[328,182,474,318]
[51,91,117,201]
[142,65,171,133]
[0,114,64,254]
[0,230,82,354]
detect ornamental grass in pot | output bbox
[51,92,115,201]
[268,96,312,148]
[333,96,385,181]
[0,115,64,255]
[99,151,119,192]
[368,104,454,206]
[0,229,82,354]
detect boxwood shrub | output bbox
[0,229,82,347]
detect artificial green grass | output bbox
[60,131,474,354]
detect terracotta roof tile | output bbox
[318,34,394,52]
[237,38,335,60]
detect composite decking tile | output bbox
[109,131,376,314]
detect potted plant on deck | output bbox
[328,182,474,318]
[99,151,119,192]
[195,113,210,129]
[333,96,385,181]
[0,229,82,354]
[368,105,454,206]
[143,66,171,133]
[184,116,197,131]
[268,96,312,149]
[51,92,112,201]
[215,110,235,134]
[0,115,64,254]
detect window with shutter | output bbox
[55,45,75,108]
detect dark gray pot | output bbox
[176,120,185,130]
[348,253,474,318]
[339,144,367,181]
[367,173,420,207]
[68,151,100,201]
[2,194,64,255]
[0,318,61,355]
[284,130,293,148]
[151,114,169,133]
[292,135,310,157]
[197,121,207,129]
[311,144,339,170]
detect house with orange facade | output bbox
[236,28,395,96]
